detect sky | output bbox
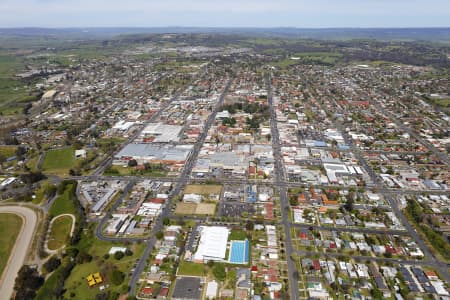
[0,0,449,28]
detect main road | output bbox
[66,174,449,196]
[267,74,300,300]
[128,77,233,294]
[0,206,38,300]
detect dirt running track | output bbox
[0,206,38,300]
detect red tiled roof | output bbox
[149,198,165,204]
[141,287,153,295]
[313,260,320,270]
[159,287,169,297]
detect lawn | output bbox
[430,98,450,108]
[0,213,22,277]
[42,147,75,176]
[104,165,168,177]
[63,234,145,300]
[32,181,51,204]
[104,165,136,176]
[62,261,106,300]
[49,184,77,216]
[184,184,223,195]
[47,215,73,250]
[0,146,16,158]
[96,137,126,154]
[26,154,40,172]
[274,52,343,68]
[177,261,205,277]
[229,230,248,241]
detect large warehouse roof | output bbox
[141,123,183,143]
[115,143,192,161]
[194,226,229,262]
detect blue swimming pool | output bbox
[229,239,249,264]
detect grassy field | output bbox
[195,203,216,215]
[175,203,197,215]
[184,184,222,195]
[47,215,73,250]
[177,261,205,277]
[32,183,48,204]
[49,184,77,216]
[229,230,248,241]
[42,147,74,176]
[104,165,135,176]
[274,52,343,68]
[0,53,42,115]
[104,165,168,177]
[96,137,125,154]
[0,213,23,277]
[174,202,216,215]
[26,154,40,172]
[0,146,16,158]
[63,232,145,300]
[0,54,29,115]
[428,98,450,108]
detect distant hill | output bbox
[0,27,449,42]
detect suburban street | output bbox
[374,101,450,165]
[332,106,450,283]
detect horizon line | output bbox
[1,26,449,30]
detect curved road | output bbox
[0,206,38,300]
[45,213,76,254]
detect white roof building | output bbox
[75,149,87,158]
[42,90,57,100]
[216,110,230,119]
[183,194,202,203]
[112,120,135,131]
[205,281,218,299]
[194,226,229,263]
[141,123,183,143]
[137,202,162,217]
[109,247,127,255]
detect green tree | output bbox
[156,231,164,240]
[43,256,61,273]
[114,251,124,260]
[213,264,226,281]
[344,197,354,212]
[0,153,5,168]
[110,270,125,285]
[76,252,93,264]
[245,221,254,231]
[128,159,138,167]
[371,287,383,299]
[226,269,237,287]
